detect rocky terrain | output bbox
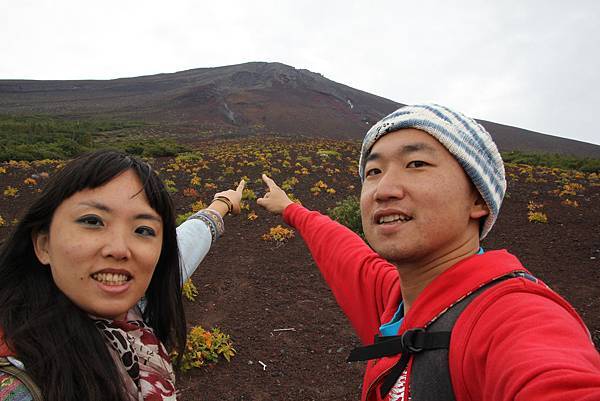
[1,137,598,400]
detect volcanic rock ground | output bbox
[0,137,598,400]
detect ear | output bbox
[470,194,489,220]
[32,230,51,265]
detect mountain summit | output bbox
[0,62,398,137]
[1,62,599,157]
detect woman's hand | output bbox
[256,174,294,215]
[211,179,246,216]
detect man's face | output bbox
[360,128,487,266]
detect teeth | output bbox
[378,214,412,224]
[92,272,130,285]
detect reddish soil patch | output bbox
[0,138,598,400]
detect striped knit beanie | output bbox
[359,104,506,239]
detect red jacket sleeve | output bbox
[283,203,401,344]
[452,282,600,401]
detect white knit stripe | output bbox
[413,104,454,124]
[432,104,506,188]
[412,106,506,196]
[364,113,506,201]
[435,104,499,159]
[363,117,505,202]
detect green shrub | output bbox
[123,143,145,155]
[176,152,204,163]
[328,195,364,239]
[317,149,341,158]
[296,155,313,165]
[176,211,194,225]
[141,140,186,157]
[0,114,148,161]
[502,150,600,173]
[0,114,190,161]
[102,138,189,158]
[163,179,178,193]
[242,188,256,200]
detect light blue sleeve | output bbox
[176,217,214,283]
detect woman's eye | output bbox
[77,215,103,226]
[365,168,381,177]
[136,226,156,237]
[407,160,428,168]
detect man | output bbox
[256,104,600,401]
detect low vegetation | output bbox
[327,195,365,239]
[1,135,598,379]
[0,114,186,160]
[182,278,199,302]
[502,150,600,173]
[171,326,236,372]
[261,225,295,242]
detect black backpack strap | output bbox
[409,284,493,401]
[412,271,539,401]
[347,270,537,400]
[0,356,44,401]
[347,328,451,397]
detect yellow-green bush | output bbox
[261,225,295,242]
[528,211,548,223]
[182,279,199,301]
[172,326,236,372]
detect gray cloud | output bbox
[1,0,598,145]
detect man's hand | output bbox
[256,174,294,215]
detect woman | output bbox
[0,150,244,401]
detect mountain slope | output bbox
[1,62,599,157]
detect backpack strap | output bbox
[0,357,44,401]
[347,270,538,400]
[412,271,539,401]
[347,328,452,397]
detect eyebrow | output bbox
[78,201,162,223]
[366,142,437,163]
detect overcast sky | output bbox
[1,0,599,145]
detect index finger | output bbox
[261,174,278,191]
[236,179,246,192]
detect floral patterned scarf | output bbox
[93,308,177,401]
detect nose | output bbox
[373,169,405,202]
[101,231,132,261]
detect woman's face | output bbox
[33,170,163,320]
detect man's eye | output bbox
[77,215,103,226]
[407,160,428,168]
[365,168,381,177]
[136,226,156,237]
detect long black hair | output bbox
[0,150,186,401]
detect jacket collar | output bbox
[400,250,526,330]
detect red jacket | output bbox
[0,332,11,357]
[283,203,600,401]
